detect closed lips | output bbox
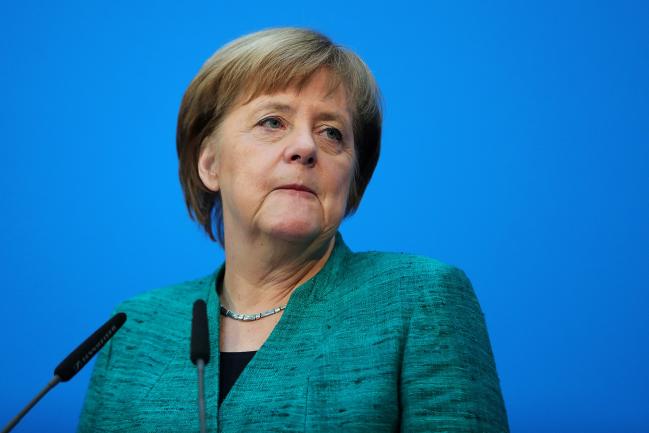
[278,184,316,194]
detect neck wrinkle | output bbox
[220,234,336,313]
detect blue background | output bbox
[1,1,648,432]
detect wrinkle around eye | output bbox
[257,116,286,130]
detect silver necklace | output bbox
[219,304,287,321]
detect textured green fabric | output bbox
[78,232,509,432]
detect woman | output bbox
[78,27,509,432]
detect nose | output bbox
[283,127,317,167]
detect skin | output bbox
[197,68,356,351]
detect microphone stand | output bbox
[1,376,61,433]
[191,299,210,433]
[1,312,126,433]
[196,359,207,433]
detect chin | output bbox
[264,220,321,242]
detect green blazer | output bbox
[78,232,509,432]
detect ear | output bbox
[197,138,220,192]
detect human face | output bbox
[199,69,356,245]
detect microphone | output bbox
[191,300,210,433]
[55,312,127,381]
[1,312,127,433]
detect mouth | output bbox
[276,184,316,195]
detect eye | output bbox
[258,116,284,129]
[324,127,343,142]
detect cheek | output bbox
[223,141,272,185]
[219,150,263,209]
[329,161,355,205]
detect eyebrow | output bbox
[253,102,294,115]
[316,111,349,127]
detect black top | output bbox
[219,351,256,406]
[216,268,258,406]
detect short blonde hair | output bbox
[177,27,382,245]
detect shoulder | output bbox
[339,249,476,310]
[97,271,216,374]
[106,272,216,356]
[78,273,216,430]
[115,272,214,322]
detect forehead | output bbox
[235,69,352,120]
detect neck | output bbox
[220,227,337,313]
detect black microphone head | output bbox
[191,300,210,365]
[54,312,127,382]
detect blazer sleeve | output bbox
[399,264,510,432]
[77,303,132,433]
[76,335,115,433]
